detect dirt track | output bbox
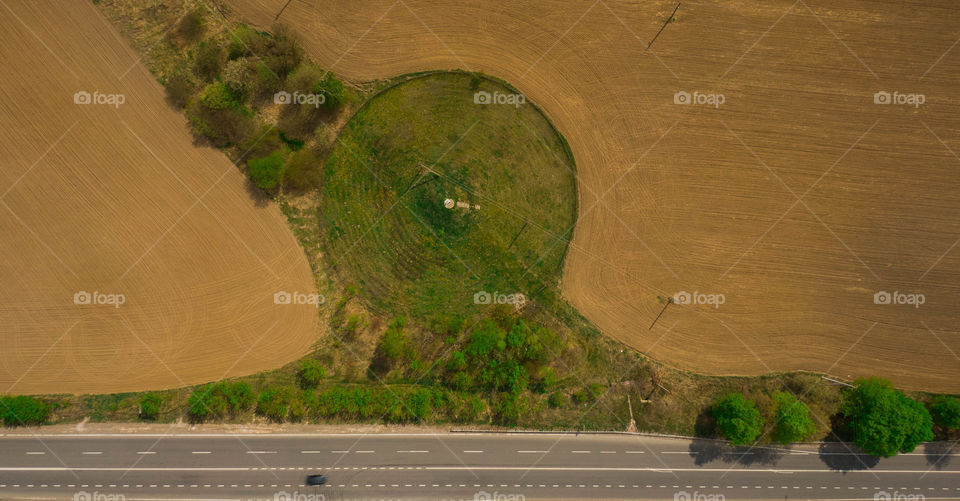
[223,0,960,392]
[0,1,318,394]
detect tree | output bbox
[771,392,815,445]
[138,393,163,421]
[247,150,285,191]
[0,396,50,426]
[714,393,764,446]
[841,377,934,457]
[930,396,960,429]
[299,359,326,388]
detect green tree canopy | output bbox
[247,150,285,191]
[714,393,764,446]
[841,377,933,457]
[772,392,816,445]
[930,396,960,429]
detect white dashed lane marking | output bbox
[81,452,101,455]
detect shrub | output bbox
[771,392,815,445]
[283,148,323,191]
[175,9,204,42]
[548,391,566,408]
[380,317,409,361]
[257,386,294,422]
[138,393,163,421]
[0,396,50,426]
[194,40,224,81]
[714,393,764,446]
[572,389,590,405]
[187,381,255,422]
[200,82,239,110]
[164,73,194,108]
[227,25,262,59]
[930,396,960,429]
[247,150,286,191]
[299,359,326,388]
[841,377,933,457]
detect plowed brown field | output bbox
[0,1,318,395]
[226,0,960,392]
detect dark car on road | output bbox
[305,474,327,486]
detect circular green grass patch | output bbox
[321,72,577,331]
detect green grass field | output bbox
[321,73,577,331]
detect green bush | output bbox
[299,359,327,388]
[187,381,255,422]
[283,148,323,191]
[0,396,50,426]
[841,377,933,457]
[548,391,566,408]
[257,386,295,422]
[930,396,960,429]
[247,150,286,191]
[200,82,239,110]
[380,317,410,361]
[175,9,205,42]
[163,73,194,108]
[138,393,163,421]
[714,393,764,446]
[194,40,224,81]
[771,392,815,445]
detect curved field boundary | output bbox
[0,1,318,395]
[227,0,960,392]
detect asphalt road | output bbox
[0,432,957,500]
